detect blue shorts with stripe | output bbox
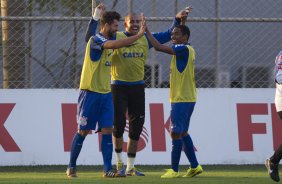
[170,102,196,133]
[77,90,114,130]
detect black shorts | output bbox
[111,84,145,140]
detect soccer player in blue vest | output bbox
[66,6,146,178]
[85,5,191,177]
[145,19,203,178]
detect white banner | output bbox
[0,89,279,165]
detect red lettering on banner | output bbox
[237,103,267,151]
[61,103,92,152]
[271,104,282,150]
[0,103,21,152]
[150,103,170,151]
[62,104,77,152]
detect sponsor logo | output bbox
[78,116,88,126]
[96,34,107,42]
[122,52,144,58]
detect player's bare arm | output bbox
[176,6,192,25]
[103,13,146,49]
[146,26,174,55]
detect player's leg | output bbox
[161,135,182,179]
[266,85,282,181]
[179,102,203,177]
[182,132,203,177]
[266,143,282,182]
[100,127,116,177]
[161,103,182,178]
[66,90,98,178]
[270,144,282,164]
[266,144,281,182]
[126,84,145,176]
[99,92,121,178]
[99,93,114,175]
[67,129,90,178]
[111,84,127,175]
[181,103,197,167]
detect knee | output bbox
[128,117,145,141]
[129,131,141,141]
[113,126,124,138]
[170,132,182,140]
[181,132,188,137]
[78,129,90,137]
[101,127,113,134]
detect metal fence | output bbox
[1,0,282,89]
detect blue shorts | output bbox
[170,102,196,134]
[77,90,114,130]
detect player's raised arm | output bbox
[180,6,192,25]
[85,3,106,42]
[103,13,146,49]
[145,26,174,55]
[147,6,192,47]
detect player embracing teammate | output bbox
[66,3,203,179]
[85,4,193,177]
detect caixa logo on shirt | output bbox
[105,61,111,66]
[122,52,144,58]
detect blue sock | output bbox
[69,133,85,168]
[101,134,113,172]
[171,139,182,172]
[182,134,198,168]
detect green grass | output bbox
[0,165,273,184]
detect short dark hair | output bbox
[100,11,121,27]
[124,12,138,21]
[175,25,190,39]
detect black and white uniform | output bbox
[275,50,282,112]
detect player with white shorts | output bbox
[266,50,282,182]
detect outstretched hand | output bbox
[184,6,193,14]
[93,3,106,20]
[176,6,192,24]
[138,13,146,35]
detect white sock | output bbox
[116,152,123,163]
[126,157,135,171]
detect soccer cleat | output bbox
[126,167,145,176]
[265,159,280,182]
[161,169,180,178]
[183,165,203,178]
[116,162,126,177]
[103,170,118,178]
[66,167,77,178]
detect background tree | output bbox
[1,0,27,88]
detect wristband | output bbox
[93,8,102,21]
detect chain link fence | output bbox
[1,0,282,89]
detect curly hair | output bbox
[175,25,190,39]
[100,11,121,27]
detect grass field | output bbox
[0,165,274,184]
